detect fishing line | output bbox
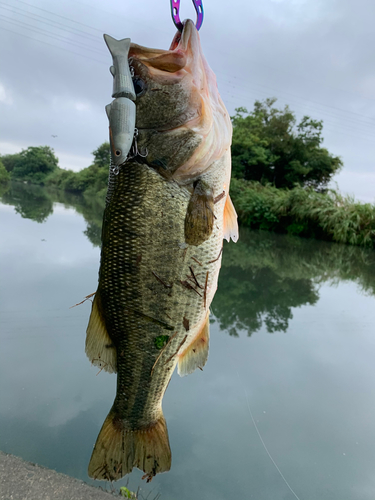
[236,370,302,500]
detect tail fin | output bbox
[88,408,171,482]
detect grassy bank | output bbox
[230,179,375,248]
[3,148,375,249]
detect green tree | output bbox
[231,98,343,189]
[11,146,59,184]
[1,153,22,173]
[0,159,10,183]
[92,142,110,169]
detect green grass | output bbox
[230,179,375,248]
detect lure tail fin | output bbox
[103,34,135,100]
[88,407,171,481]
[103,34,131,58]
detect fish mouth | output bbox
[129,20,198,73]
[169,19,197,52]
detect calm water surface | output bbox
[1,182,375,500]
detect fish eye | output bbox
[132,77,146,97]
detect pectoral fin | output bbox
[223,195,239,242]
[86,291,117,373]
[185,179,214,246]
[177,313,210,376]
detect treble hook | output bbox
[170,0,204,32]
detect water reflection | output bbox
[213,265,318,336]
[2,181,375,342]
[48,188,105,247]
[0,182,53,223]
[0,181,105,246]
[213,228,375,336]
[2,183,375,499]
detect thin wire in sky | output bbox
[1,1,375,146]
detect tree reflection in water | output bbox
[3,182,375,338]
[0,182,53,223]
[213,228,375,336]
[0,181,105,246]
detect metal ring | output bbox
[170,0,204,32]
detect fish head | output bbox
[129,20,232,181]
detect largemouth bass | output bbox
[86,19,238,482]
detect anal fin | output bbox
[223,194,239,242]
[177,313,210,377]
[85,292,116,373]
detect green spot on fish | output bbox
[154,335,170,350]
[120,486,137,499]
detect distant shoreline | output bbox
[2,176,375,249]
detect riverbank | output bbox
[230,178,375,248]
[3,174,375,249]
[0,451,115,500]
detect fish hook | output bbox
[170,0,204,32]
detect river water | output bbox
[1,182,375,500]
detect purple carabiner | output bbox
[170,0,204,32]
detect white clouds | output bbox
[1,0,375,200]
[330,170,375,203]
[56,150,93,171]
[0,141,23,155]
[358,75,375,99]
[74,101,91,112]
[0,82,13,105]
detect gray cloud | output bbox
[1,0,374,199]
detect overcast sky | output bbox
[1,0,375,200]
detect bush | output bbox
[230,179,375,247]
[1,153,22,173]
[11,146,59,184]
[0,159,10,183]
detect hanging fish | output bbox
[86,19,238,482]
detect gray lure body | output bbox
[105,98,136,166]
[104,34,136,100]
[104,34,136,166]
